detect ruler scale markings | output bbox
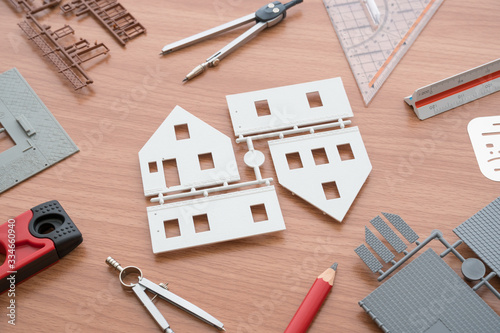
[406,58,500,119]
[356,50,383,58]
[351,4,366,40]
[343,24,371,32]
[416,63,500,98]
[332,1,360,7]
[415,70,500,108]
[369,0,436,87]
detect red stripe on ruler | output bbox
[415,69,500,108]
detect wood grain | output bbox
[0,0,499,332]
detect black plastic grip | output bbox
[28,200,83,258]
[256,1,287,22]
[284,0,303,10]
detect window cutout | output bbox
[0,124,16,154]
[251,204,268,222]
[306,91,323,108]
[198,152,215,170]
[255,100,271,117]
[148,161,158,173]
[486,143,494,148]
[337,143,355,160]
[286,152,303,170]
[322,181,340,200]
[193,214,210,233]
[164,219,181,238]
[163,159,181,187]
[174,124,190,140]
[312,148,329,165]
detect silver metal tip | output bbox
[182,77,188,82]
[331,263,338,271]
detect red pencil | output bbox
[284,263,338,333]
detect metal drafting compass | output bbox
[106,257,225,333]
[161,0,303,82]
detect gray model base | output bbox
[0,68,79,193]
[359,249,500,333]
[454,197,500,276]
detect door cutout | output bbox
[163,159,181,187]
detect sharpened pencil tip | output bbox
[331,263,338,271]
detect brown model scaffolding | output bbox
[61,0,146,46]
[8,0,109,90]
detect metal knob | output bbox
[106,256,124,272]
[106,256,143,288]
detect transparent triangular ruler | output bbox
[323,0,444,105]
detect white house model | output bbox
[139,106,285,253]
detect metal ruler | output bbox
[405,58,500,120]
[323,0,444,105]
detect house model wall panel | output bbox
[139,106,240,196]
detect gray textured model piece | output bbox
[454,197,500,277]
[356,213,415,279]
[359,249,500,333]
[0,68,79,193]
[370,216,407,253]
[382,212,419,244]
[355,244,383,273]
[365,226,395,264]
[461,258,487,281]
[356,213,500,295]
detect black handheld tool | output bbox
[0,200,83,293]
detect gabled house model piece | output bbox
[226,78,372,222]
[139,106,285,253]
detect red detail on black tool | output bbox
[0,200,83,293]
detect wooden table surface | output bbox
[1,0,499,332]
